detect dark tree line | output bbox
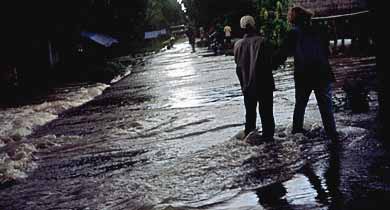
[182,0,291,44]
[182,0,257,35]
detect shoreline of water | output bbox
[0,65,137,183]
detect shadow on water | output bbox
[257,182,293,210]
[212,141,340,210]
[204,125,384,210]
[247,127,390,210]
[245,139,343,210]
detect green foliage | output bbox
[145,0,185,30]
[181,0,291,48]
[257,0,291,47]
[182,0,257,29]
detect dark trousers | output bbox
[225,37,232,45]
[244,91,275,137]
[293,84,337,138]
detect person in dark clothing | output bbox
[186,27,196,52]
[275,6,338,141]
[234,15,276,140]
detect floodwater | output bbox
[0,43,386,210]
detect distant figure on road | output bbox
[199,26,205,42]
[224,25,232,47]
[186,27,196,52]
[168,35,175,49]
[234,15,277,141]
[275,6,339,141]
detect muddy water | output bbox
[0,43,385,210]
[0,83,110,183]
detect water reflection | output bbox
[299,164,329,205]
[254,141,343,210]
[169,86,205,108]
[162,52,206,108]
[257,182,293,210]
[325,142,343,210]
[288,142,342,209]
[283,174,324,207]
[165,61,197,78]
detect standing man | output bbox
[199,26,205,42]
[234,15,276,141]
[186,26,196,52]
[275,6,339,141]
[224,24,232,47]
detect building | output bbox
[293,0,373,54]
[293,0,368,16]
[0,0,118,89]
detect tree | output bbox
[257,0,292,47]
[181,0,291,43]
[182,0,257,35]
[145,0,185,30]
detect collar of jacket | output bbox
[243,32,259,38]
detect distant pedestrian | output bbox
[215,23,224,46]
[186,27,196,52]
[224,24,232,46]
[275,6,339,141]
[234,15,277,141]
[168,35,175,49]
[199,26,205,42]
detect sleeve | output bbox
[258,39,274,70]
[272,29,297,70]
[233,41,244,87]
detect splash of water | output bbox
[0,83,109,183]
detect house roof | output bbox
[81,31,119,47]
[293,0,368,17]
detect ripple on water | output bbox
[89,129,305,209]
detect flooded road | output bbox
[1,43,386,210]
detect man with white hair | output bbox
[234,15,277,141]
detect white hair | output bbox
[240,15,256,29]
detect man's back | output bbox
[234,34,275,94]
[289,25,334,87]
[235,15,276,139]
[293,26,329,71]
